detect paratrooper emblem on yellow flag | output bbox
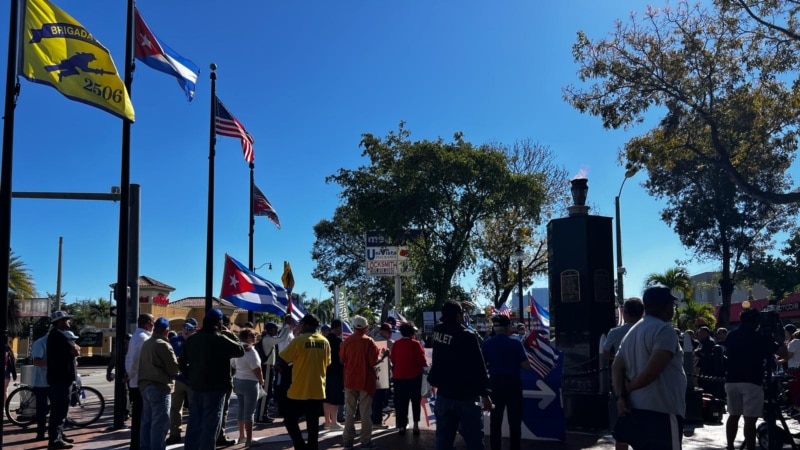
[18,0,135,121]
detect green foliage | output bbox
[8,251,36,336]
[646,267,694,301]
[676,300,717,331]
[326,123,545,308]
[473,139,566,307]
[741,228,800,301]
[564,1,800,204]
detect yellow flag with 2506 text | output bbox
[19,0,135,122]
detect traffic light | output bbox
[110,306,117,317]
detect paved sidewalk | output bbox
[4,390,800,449]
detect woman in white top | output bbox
[232,328,265,446]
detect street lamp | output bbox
[615,167,637,306]
[511,246,525,324]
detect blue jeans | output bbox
[233,378,258,421]
[185,390,226,450]
[434,394,485,450]
[140,384,171,450]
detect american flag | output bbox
[524,329,558,378]
[215,96,254,163]
[253,184,281,229]
[492,303,511,318]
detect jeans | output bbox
[217,386,232,439]
[434,394,485,450]
[33,386,49,435]
[130,386,143,450]
[169,380,191,438]
[47,382,70,444]
[233,378,258,421]
[283,398,322,450]
[140,384,171,450]
[185,390,226,450]
[344,388,373,446]
[489,376,522,450]
[393,376,422,429]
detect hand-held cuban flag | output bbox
[220,254,290,314]
[528,291,550,337]
[134,8,199,101]
[215,96,254,163]
[524,329,558,378]
[341,320,354,339]
[253,184,281,229]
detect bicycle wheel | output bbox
[5,386,38,427]
[66,385,104,427]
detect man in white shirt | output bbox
[125,314,154,450]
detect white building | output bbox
[690,271,771,305]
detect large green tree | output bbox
[741,228,800,301]
[327,123,545,307]
[630,131,796,326]
[564,1,800,205]
[473,139,568,307]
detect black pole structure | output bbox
[205,64,217,312]
[0,0,20,444]
[614,168,636,306]
[113,0,135,430]
[248,162,255,323]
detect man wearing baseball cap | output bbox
[46,310,79,449]
[180,308,244,450]
[340,316,384,450]
[612,284,687,450]
[138,317,180,450]
[166,318,198,445]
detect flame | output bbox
[572,166,589,180]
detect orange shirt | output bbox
[339,331,380,395]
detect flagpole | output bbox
[0,0,20,444]
[248,162,255,323]
[205,63,217,312]
[112,0,135,430]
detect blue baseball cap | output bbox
[154,317,170,330]
[205,308,223,322]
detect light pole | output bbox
[511,246,525,325]
[615,168,637,306]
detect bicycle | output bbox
[5,378,105,428]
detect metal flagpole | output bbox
[113,0,135,429]
[205,63,217,312]
[248,162,255,323]
[0,0,21,444]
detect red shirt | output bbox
[389,337,427,380]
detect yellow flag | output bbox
[19,0,135,121]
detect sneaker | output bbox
[216,436,236,447]
[330,422,344,431]
[165,435,182,445]
[60,436,74,444]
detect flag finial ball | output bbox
[210,63,217,71]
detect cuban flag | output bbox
[134,8,199,101]
[220,254,290,315]
[524,330,558,378]
[341,320,354,339]
[528,291,550,337]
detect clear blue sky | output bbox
[2,1,795,308]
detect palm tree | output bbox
[8,251,36,336]
[88,298,112,327]
[676,300,717,331]
[645,267,694,301]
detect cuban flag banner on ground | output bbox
[134,8,199,101]
[220,254,290,315]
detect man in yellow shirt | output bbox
[278,313,331,450]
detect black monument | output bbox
[547,177,616,428]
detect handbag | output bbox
[257,384,268,401]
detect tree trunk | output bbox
[718,245,735,329]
